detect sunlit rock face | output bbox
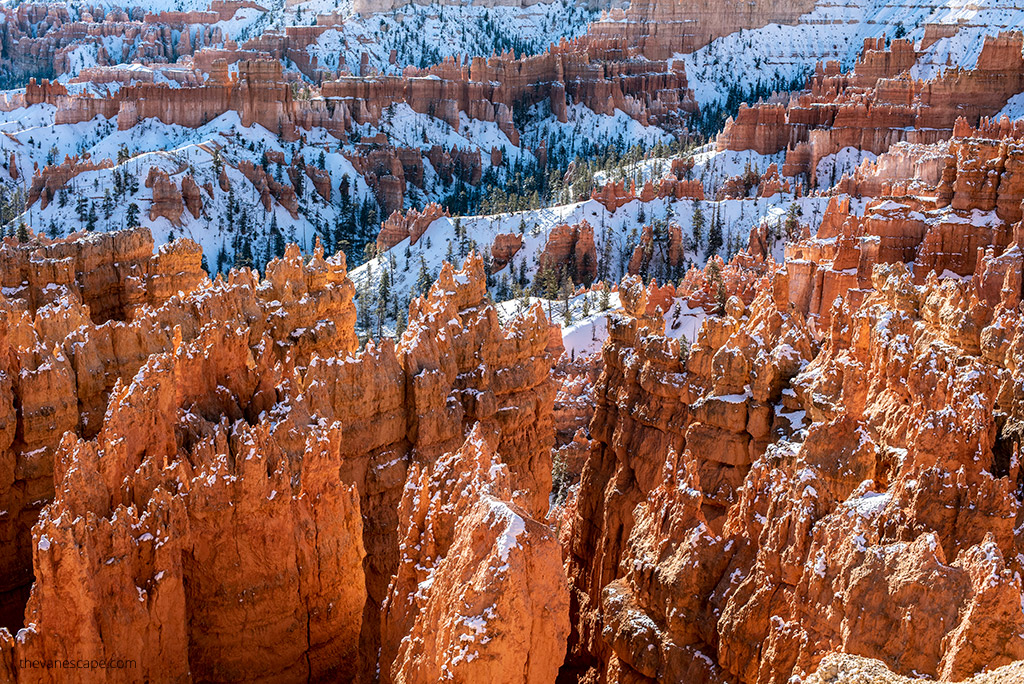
[0,230,565,682]
[560,137,1024,680]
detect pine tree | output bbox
[339,175,351,213]
[270,214,285,258]
[216,243,228,274]
[234,234,253,269]
[126,203,140,228]
[706,259,726,314]
[416,256,432,295]
[707,207,723,257]
[396,307,407,338]
[785,202,801,242]
[692,200,705,250]
[376,267,391,337]
[86,202,98,232]
[76,195,88,225]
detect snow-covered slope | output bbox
[681,0,1024,108]
[299,0,597,74]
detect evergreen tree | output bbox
[214,243,224,273]
[339,175,351,212]
[75,195,88,225]
[692,200,705,250]
[234,234,254,269]
[415,256,432,295]
[270,214,285,258]
[707,207,723,257]
[126,203,140,228]
[706,259,727,314]
[86,202,98,231]
[376,267,391,336]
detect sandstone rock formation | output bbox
[718,33,1024,185]
[381,425,568,684]
[560,156,1024,683]
[589,0,817,60]
[538,220,598,286]
[376,202,450,252]
[0,230,563,682]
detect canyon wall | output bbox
[0,229,566,682]
[717,33,1024,185]
[588,0,818,60]
[560,119,1024,680]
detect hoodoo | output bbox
[2,0,1024,681]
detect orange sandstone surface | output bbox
[0,228,565,683]
[1,185,1024,683]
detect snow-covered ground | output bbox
[7,110,378,265]
[350,161,832,332]
[680,0,1024,108]
[496,287,704,360]
[0,71,692,268]
[301,0,597,75]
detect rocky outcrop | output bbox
[538,220,598,286]
[588,0,817,60]
[0,228,206,629]
[237,159,299,217]
[146,167,184,225]
[376,202,450,252]
[762,124,1024,324]
[0,231,562,682]
[490,232,524,271]
[381,425,568,684]
[718,33,1024,183]
[179,174,203,219]
[27,155,114,209]
[806,654,1024,684]
[592,177,704,211]
[561,148,1024,683]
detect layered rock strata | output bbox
[561,203,1024,683]
[0,229,563,683]
[718,33,1024,185]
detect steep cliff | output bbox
[0,229,563,682]
[561,190,1024,682]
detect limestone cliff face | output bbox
[561,201,1024,682]
[588,0,818,59]
[381,425,568,684]
[0,228,206,628]
[717,33,1024,183]
[0,229,563,682]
